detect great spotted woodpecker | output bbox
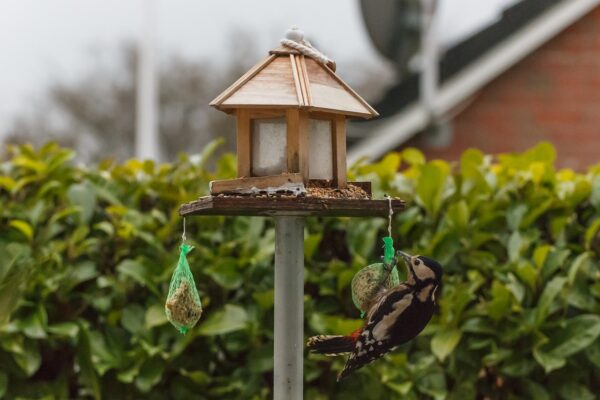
[307,251,443,381]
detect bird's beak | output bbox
[397,251,412,264]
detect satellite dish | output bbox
[360,0,435,75]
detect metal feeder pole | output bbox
[273,216,305,400]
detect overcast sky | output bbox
[0,0,519,134]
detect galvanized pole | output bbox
[420,0,438,116]
[136,0,160,160]
[273,216,304,400]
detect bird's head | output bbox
[397,251,443,286]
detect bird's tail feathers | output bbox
[306,335,355,356]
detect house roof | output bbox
[210,46,379,119]
[374,0,565,119]
[348,0,600,162]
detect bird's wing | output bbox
[365,283,411,323]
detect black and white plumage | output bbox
[307,251,443,381]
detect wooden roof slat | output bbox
[210,45,379,119]
[210,54,277,106]
[304,58,379,117]
[298,55,313,107]
[222,56,299,107]
[289,54,306,106]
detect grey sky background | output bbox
[0,0,518,134]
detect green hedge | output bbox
[1,141,599,399]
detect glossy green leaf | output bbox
[204,258,242,290]
[385,381,413,396]
[47,322,80,338]
[18,305,47,339]
[533,245,551,269]
[501,357,536,377]
[121,304,145,334]
[67,182,97,223]
[180,369,211,385]
[77,327,101,400]
[487,281,513,321]
[532,348,565,373]
[12,155,46,173]
[13,340,41,376]
[515,261,538,291]
[415,161,450,217]
[586,339,600,368]
[304,233,322,261]
[506,204,527,231]
[568,252,590,284]
[535,276,566,326]
[8,220,33,241]
[446,200,469,229]
[521,380,550,400]
[145,304,168,329]
[198,304,248,336]
[402,147,425,166]
[252,289,274,310]
[558,382,595,400]
[535,314,600,372]
[431,329,462,361]
[135,357,164,393]
[584,218,600,250]
[591,175,600,209]
[0,244,30,326]
[0,175,17,191]
[116,259,159,296]
[543,315,600,357]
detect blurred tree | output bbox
[4,31,393,162]
[5,33,257,162]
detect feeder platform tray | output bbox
[179,195,405,217]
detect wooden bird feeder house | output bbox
[181,27,403,217]
[208,35,378,196]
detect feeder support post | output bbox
[274,216,305,400]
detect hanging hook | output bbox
[384,194,393,238]
[182,217,187,244]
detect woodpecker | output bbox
[307,251,443,381]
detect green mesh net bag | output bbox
[351,237,400,317]
[165,244,202,334]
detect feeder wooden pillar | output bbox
[236,109,252,178]
[207,38,378,196]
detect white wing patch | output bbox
[372,294,414,341]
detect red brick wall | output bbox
[417,6,600,170]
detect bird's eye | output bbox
[415,259,420,266]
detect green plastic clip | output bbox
[383,236,394,266]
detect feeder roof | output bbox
[210,46,379,119]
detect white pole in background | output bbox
[273,216,305,400]
[136,0,160,160]
[420,0,438,117]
